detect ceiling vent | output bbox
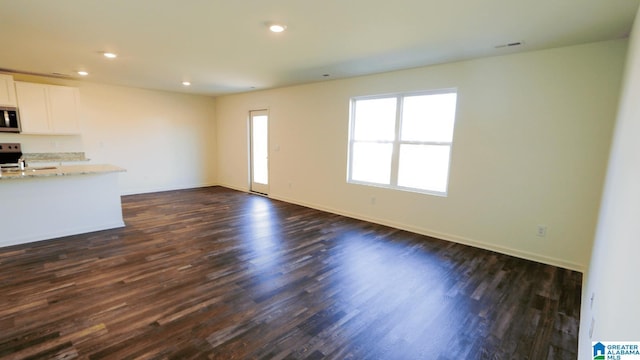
[51,72,73,78]
[495,41,524,49]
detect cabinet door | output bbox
[0,74,17,107]
[15,82,51,134]
[49,85,80,134]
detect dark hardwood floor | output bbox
[0,186,581,359]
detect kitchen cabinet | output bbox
[15,81,80,134]
[0,165,126,248]
[0,74,17,107]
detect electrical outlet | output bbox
[536,225,547,237]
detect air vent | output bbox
[495,41,524,49]
[51,72,72,78]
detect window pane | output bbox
[401,93,457,142]
[252,115,269,184]
[397,144,451,193]
[353,98,397,141]
[351,142,393,184]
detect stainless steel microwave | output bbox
[0,106,20,133]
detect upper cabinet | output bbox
[15,81,81,135]
[0,74,18,107]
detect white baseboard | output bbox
[265,192,585,272]
[120,181,219,196]
[0,222,125,249]
[119,184,585,272]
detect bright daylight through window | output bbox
[347,90,457,195]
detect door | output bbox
[15,82,51,134]
[250,110,269,194]
[48,85,80,134]
[0,74,17,107]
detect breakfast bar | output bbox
[0,164,126,248]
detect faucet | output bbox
[18,156,25,170]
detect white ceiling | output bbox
[0,0,638,96]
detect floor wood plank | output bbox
[0,186,581,359]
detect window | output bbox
[347,90,457,196]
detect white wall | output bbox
[0,74,217,194]
[216,40,626,271]
[578,7,640,359]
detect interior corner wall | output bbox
[216,39,626,271]
[578,7,640,359]
[0,75,218,195]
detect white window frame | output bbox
[347,88,457,196]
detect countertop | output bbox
[23,152,89,163]
[0,164,126,180]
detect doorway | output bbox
[250,110,269,195]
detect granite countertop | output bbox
[0,164,126,180]
[23,152,90,163]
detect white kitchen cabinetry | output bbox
[0,74,18,107]
[15,81,80,134]
[0,166,126,248]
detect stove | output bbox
[0,143,23,168]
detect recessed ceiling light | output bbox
[269,24,287,33]
[182,81,191,86]
[77,71,89,76]
[103,52,117,59]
